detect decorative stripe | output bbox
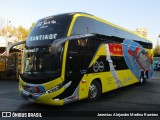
[105,44,122,88]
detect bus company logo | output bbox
[36,19,56,28]
[93,61,104,72]
[2,112,11,117]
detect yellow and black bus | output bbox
[19,12,153,105]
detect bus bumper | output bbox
[19,77,66,106]
[19,86,65,106]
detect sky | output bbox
[0,0,160,46]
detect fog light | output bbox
[54,98,60,101]
[46,84,62,94]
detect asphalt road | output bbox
[0,71,160,120]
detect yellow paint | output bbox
[67,15,77,36]
[35,87,65,106]
[80,69,139,96]
[19,76,63,91]
[89,44,106,67]
[42,77,63,90]
[61,41,69,81]
[19,76,65,105]
[89,44,123,68]
[19,76,26,93]
[21,47,26,74]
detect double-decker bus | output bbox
[18,12,153,105]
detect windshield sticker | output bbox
[36,20,56,28]
[29,33,57,41]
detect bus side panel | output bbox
[79,70,135,99]
[100,72,118,93]
[78,75,88,100]
[121,70,139,87]
[78,72,118,100]
[122,39,153,81]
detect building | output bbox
[133,28,148,38]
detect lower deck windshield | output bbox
[23,46,63,81]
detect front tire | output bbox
[87,80,101,102]
[139,73,147,84]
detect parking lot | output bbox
[0,71,160,119]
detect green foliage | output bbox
[154,36,160,57]
[31,22,36,28]
[154,45,160,57]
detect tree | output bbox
[0,17,32,42]
[154,35,160,57]
[31,22,36,28]
[154,46,160,57]
[16,25,30,40]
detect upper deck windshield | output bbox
[26,14,73,48]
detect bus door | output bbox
[64,37,100,98]
[64,39,88,98]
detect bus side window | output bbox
[70,37,100,55]
[68,38,89,54]
[67,40,81,75]
[68,40,78,54]
[67,37,100,75]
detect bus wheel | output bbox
[87,80,101,102]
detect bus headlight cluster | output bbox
[46,84,62,94]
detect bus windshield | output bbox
[26,15,73,47]
[21,44,64,83]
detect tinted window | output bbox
[20,43,64,84]
[95,21,112,36]
[124,32,131,39]
[67,37,100,73]
[118,29,125,38]
[71,16,151,46]
[71,17,112,37]
[133,35,140,41]
[71,17,131,39]
[134,40,153,49]
[111,56,128,70]
[68,37,100,55]
[71,17,96,35]
[26,15,73,47]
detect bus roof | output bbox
[45,12,150,42]
[71,12,150,41]
[35,12,151,45]
[41,12,150,42]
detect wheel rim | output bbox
[89,84,98,99]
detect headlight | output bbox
[46,84,62,94]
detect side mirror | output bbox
[6,41,26,57]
